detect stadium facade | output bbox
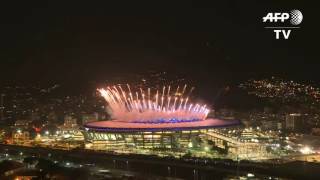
[82,118,240,151]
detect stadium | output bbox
[82,85,240,151]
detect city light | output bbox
[204,146,210,151]
[239,78,320,103]
[300,146,313,154]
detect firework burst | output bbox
[98,84,210,122]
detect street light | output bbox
[247,173,255,178]
[300,146,313,154]
[193,169,197,180]
[126,160,129,170]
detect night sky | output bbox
[0,1,316,99]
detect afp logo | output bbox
[262,10,303,39]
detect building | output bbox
[12,130,30,144]
[57,115,84,141]
[81,119,267,159]
[14,120,31,128]
[285,113,304,132]
[260,120,282,130]
[205,130,267,159]
[82,118,240,151]
[240,128,254,139]
[63,115,78,127]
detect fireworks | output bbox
[98,84,209,122]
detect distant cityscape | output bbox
[1,77,320,179]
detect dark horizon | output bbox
[0,1,317,107]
